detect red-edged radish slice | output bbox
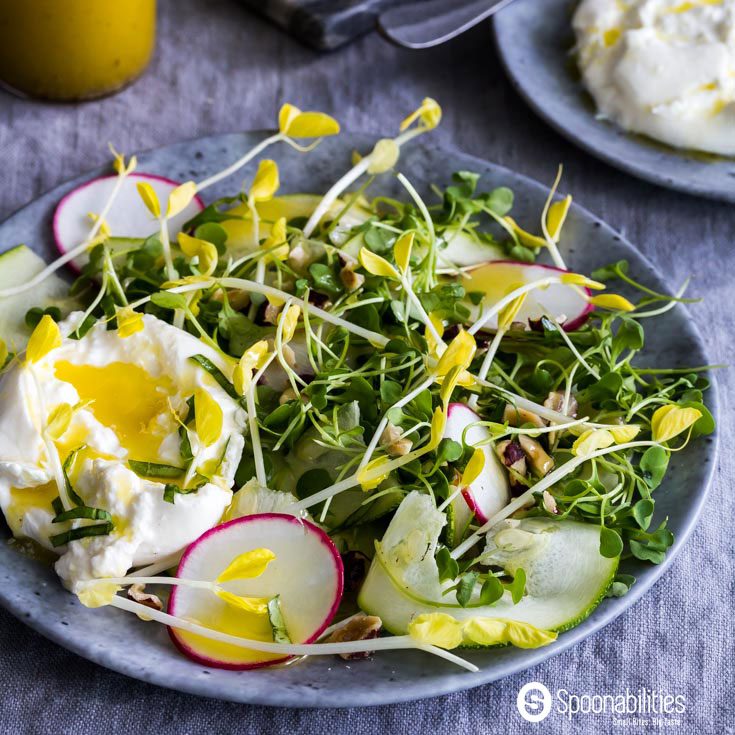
[445,403,510,533]
[462,260,593,331]
[53,173,205,272]
[168,513,343,670]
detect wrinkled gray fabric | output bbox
[0,1,732,733]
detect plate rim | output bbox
[0,130,720,707]
[492,2,735,204]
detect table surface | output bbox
[0,1,732,733]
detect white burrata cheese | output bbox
[0,313,245,591]
[573,0,735,155]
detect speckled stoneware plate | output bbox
[493,0,735,203]
[0,132,719,707]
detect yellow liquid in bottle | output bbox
[0,0,156,101]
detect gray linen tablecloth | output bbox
[0,2,732,733]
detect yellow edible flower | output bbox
[26,315,62,364]
[651,405,702,444]
[278,103,340,139]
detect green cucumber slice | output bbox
[0,245,80,350]
[358,492,618,638]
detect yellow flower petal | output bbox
[26,315,62,364]
[503,620,558,649]
[399,98,442,132]
[281,305,301,343]
[117,307,144,338]
[216,547,276,583]
[278,103,301,135]
[435,329,476,378]
[367,139,400,175]
[109,144,137,176]
[77,583,121,609]
[359,247,399,280]
[279,104,340,138]
[195,388,224,447]
[461,617,507,645]
[651,405,702,444]
[547,195,572,242]
[215,588,269,615]
[394,232,414,273]
[559,273,606,290]
[461,448,486,488]
[463,617,557,649]
[234,340,270,396]
[167,181,198,218]
[136,181,161,218]
[429,408,447,449]
[572,429,615,456]
[357,456,391,491]
[178,232,219,276]
[609,425,640,443]
[408,613,463,649]
[425,312,444,358]
[497,292,528,331]
[249,160,280,203]
[0,338,8,370]
[46,402,73,440]
[588,294,636,312]
[504,217,547,249]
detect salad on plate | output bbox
[0,100,715,672]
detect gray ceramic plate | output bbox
[493,0,735,203]
[0,132,719,707]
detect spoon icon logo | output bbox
[517,681,552,723]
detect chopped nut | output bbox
[503,404,545,429]
[326,614,382,660]
[495,440,527,475]
[542,490,559,515]
[211,289,250,311]
[379,423,413,457]
[264,302,281,325]
[127,584,163,613]
[543,391,578,418]
[340,262,365,292]
[279,387,299,405]
[518,434,554,477]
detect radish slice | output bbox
[53,174,205,272]
[168,513,343,669]
[445,403,510,535]
[463,260,593,331]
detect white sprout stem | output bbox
[303,158,371,236]
[294,426,437,511]
[159,217,176,283]
[81,576,213,591]
[437,484,464,513]
[631,279,690,319]
[468,328,506,411]
[540,166,567,271]
[217,278,388,346]
[245,380,267,486]
[303,127,425,238]
[109,595,477,671]
[0,173,127,299]
[358,374,435,470]
[195,134,281,193]
[128,279,388,347]
[128,553,183,577]
[543,311,600,380]
[396,173,436,282]
[402,277,444,347]
[468,278,559,335]
[450,440,659,559]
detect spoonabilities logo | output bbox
[517,681,552,723]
